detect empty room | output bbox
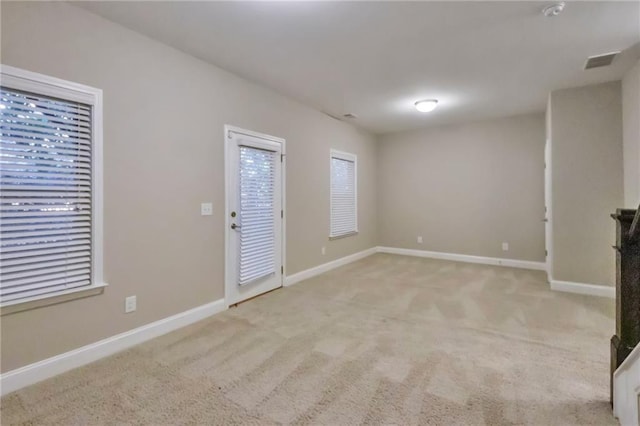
[1,1,640,424]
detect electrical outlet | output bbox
[321,246,326,255]
[502,242,509,251]
[200,202,213,216]
[125,295,137,313]
[417,236,423,244]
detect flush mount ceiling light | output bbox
[415,99,438,113]
[542,2,565,17]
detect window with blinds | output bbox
[0,69,102,305]
[330,150,357,238]
[238,146,276,285]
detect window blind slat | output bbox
[239,229,275,240]
[1,114,91,135]
[0,245,91,262]
[1,122,92,141]
[2,256,91,273]
[1,219,91,231]
[2,270,91,289]
[1,234,92,249]
[1,90,91,114]
[0,106,91,124]
[0,228,91,240]
[1,148,92,164]
[1,279,91,302]
[0,242,92,257]
[1,222,90,233]
[2,263,91,282]
[1,145,92,162]
[1,128,92,146]
[0,155,92,168]
[1,87,94,302]
[238,146,276,286]
[1,138,92,155]
[1,170,92,182]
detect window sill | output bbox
[329,231,359,241]
[1,283,108,316]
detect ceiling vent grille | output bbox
[584,51,620,70]
[322,112,358,121]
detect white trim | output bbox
[614,342,640,425]
[329,149,358,238]
[377,246,547,271]
[0,64,106,306]
[0,64,99,105]
[544,136,553,282]
[1,283,107,314]
[550,280,615,298]
[0,299,227,396]
[616,341,640,378]
[226,126,286,145]
[285,247,377,287]
[224,125,286,306]
[330,149,357,163]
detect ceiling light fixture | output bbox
[415,99,438,113]
[542,2,565,17]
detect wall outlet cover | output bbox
[417,236,423,244]
[125,295,137,313]
[502,242,509,251]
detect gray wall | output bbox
[0,0,629,377]
[377,114,546,262]
[623,59,640,208]
[0,2,378,372]
[549,81,623,286]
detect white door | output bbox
[225,126,284,305]
[544,138,552,282]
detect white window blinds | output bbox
[330,151,357,238]
[238,146,276,286]
[0,88,94,302]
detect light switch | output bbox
[201,202,213,216]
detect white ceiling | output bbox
[77,1,640,134]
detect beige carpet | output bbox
[1,253,616,425]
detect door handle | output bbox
[542,218,548,222]
[231,223,241,230]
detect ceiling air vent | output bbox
[322,112,358,121]
[584,51,620,70]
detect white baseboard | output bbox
[0,298,227,396]
[614,342,640,425]
[376,246,546,271]
[285,247,378,287]
[550,280,615,298]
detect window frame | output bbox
[0,65,106,309]
[329,149,358,239]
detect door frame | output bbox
[224,125,286,306]
[544,138,553,282]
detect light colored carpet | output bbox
[1,253,616,425]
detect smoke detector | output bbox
[542,2,565,17]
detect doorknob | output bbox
[231,223,241,230]
[542,218,548,222]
